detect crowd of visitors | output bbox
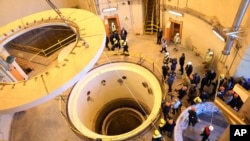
[105,26,249,140]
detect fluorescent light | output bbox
[212,29,225,42]
[168,10,183,17]
[102,7,117,12]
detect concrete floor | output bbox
[1,34,228,141]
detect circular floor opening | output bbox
[67,62,162,140]
[103,107,144,135]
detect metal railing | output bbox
[29,34,76,61]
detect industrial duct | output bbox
[222,0,250,55]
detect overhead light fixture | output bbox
[102,7,117,12]
[212,29,225,42]
[168,10,183,17]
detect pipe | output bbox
[222,0,250,55]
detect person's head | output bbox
[182,85,188,90]
[176,33,179,36]
[182,53,185,56]
[191,106,196,111]
[219,86,225,91]
[165,101,171,106]
[187,61,192,65]
[167,118,174,124]
[233,92,239,98]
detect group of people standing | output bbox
[156,27,221,141]
[105,23,129,56]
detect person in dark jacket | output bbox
[156,28,163,45]
[162,101,171,120]
[114,31,121,49]
[176,85,188,100]
[188,107,198,126]
[191,73,201,85]
[109,32,115,46]
[200,73,208,92]
[167,71,176,92]
[185,61,193,77]
[158,118,167,135]
[228,92,243,111]
[170,58,178,72]
[120,40,129,56]
[105,35,110,51]
[179,53,185,75]
[165,117,176,138]
[111,38,119,51]
[120,27,128,40]
[206,69,216,86]
[162,63,169,80]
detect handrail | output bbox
[29,33,76,61]
[95,51,164,84]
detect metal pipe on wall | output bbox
[222,0,250,55]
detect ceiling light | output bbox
[102,7,117,12]
[212,29,225,42]
[168,10,183,17]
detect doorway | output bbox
[104,14,121,37]
[165,18,183,43]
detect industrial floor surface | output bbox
[1,34,228,141]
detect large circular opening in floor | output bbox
[67,62,162,140]
[95,99,148,135]
[102,107,144,135]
